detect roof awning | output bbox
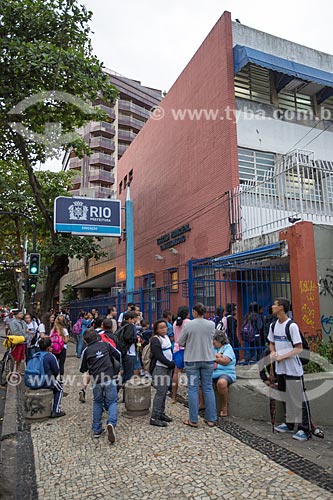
[212,242,284,267]
[233,45,333,88]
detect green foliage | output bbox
[0,0,118,163]
[61,284,77,305]
[0,0,118,311]
[303,336,333,373]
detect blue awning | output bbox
[212,242,283,267]
[233,45,333,88]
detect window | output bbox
[278,89,313,114]
[119,180,122,194]
[124,175,127,188]
[129,169,133,184]
[238,148,275,184]
[193,267,215,307]
[170,270,179,292]
[235,64,272,105]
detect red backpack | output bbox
[99,332,116,349]
[50,329,65,355]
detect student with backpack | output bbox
[149,319,175,427]
[117,311,138,385]
[24,337,65,418]
[268,297,312,441]
[50,315,69,380]
[242,302,261,363]
[80,329,120,442]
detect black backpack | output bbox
[116,323,135,357]
[272,319,309,365]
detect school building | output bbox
[113,11,333,339]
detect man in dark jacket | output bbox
[80,329,120,442]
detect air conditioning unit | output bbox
[110,286,125,297]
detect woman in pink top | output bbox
[172,306,190,403]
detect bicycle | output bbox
[0,336,15,386]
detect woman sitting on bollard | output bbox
[212,331,236,417]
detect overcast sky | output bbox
[83,0,332,92]
[41,0,332,171]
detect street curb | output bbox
[1,382,18,441]
[0,383,18,500]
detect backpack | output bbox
[241,320,258,342]
[99,332,117,349]
[271,319,309,365]
[116,324,135,357]
[50,330,65,355]
[72,318,82,335]
[216,321,226,333]
[141,336,162,372]
[24,351,48,388]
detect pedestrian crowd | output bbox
[2,297,323,445]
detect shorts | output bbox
[11,344,26,362]
[213,374,234,386]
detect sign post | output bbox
[125,186,134,303]
[54,197,121,237]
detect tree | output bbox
[0,0,118,312]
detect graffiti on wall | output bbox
[319,269,333,298]
[321,314,333,336]
[299,280,316,329]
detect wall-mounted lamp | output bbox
[155,254,164,261]
[169,247,179,255]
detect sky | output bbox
[41,0,332,171]
[83,0,332,92]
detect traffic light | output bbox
[29,277,38,293]
[28,253,40,276]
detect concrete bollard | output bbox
[24,388,53,419]
[124,376,151,417]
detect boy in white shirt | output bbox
[268,297,311,441]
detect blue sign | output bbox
[54,196,121,237]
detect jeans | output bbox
[123,354,135,384]
[151,366,172,419]
[185,361,217,424]
[244,337,262,363]
[76,334,84,358]
[92,380,118,434]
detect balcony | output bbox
[90,136,115,152]
[90,121,115,137]
[94,104,116,120]
[89,152,115,168]
[118,129,137,142]
[89,168,115,184]
[118,144,128,156]
[93,186,115,198]
[68,157,82,170]
[118,114,146,130]
[231,150,333,240]
[118,100,151,119]
[72,174,82,186]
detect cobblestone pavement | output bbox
[30,345,333,500]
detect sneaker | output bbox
[160,413,173,423]
[107,423,116,444]
[274,423,293,433]
[292,430,309,441]
[50,411,66,418]
[79,389,86,403]
[93,429,105,438]
[149,418,167,427]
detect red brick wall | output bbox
[280,222,322,340]
[117,12,238,285]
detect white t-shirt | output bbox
[268,319,303,377]
[63,328,69,350]
[156,335,173,367]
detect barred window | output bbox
[238,148,275,183]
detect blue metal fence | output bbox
[69,256,291,364]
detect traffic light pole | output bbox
[0,211,36,251]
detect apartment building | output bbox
[59,72,162,298]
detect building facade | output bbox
[115,12,333,339]
[60,72,162,298]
